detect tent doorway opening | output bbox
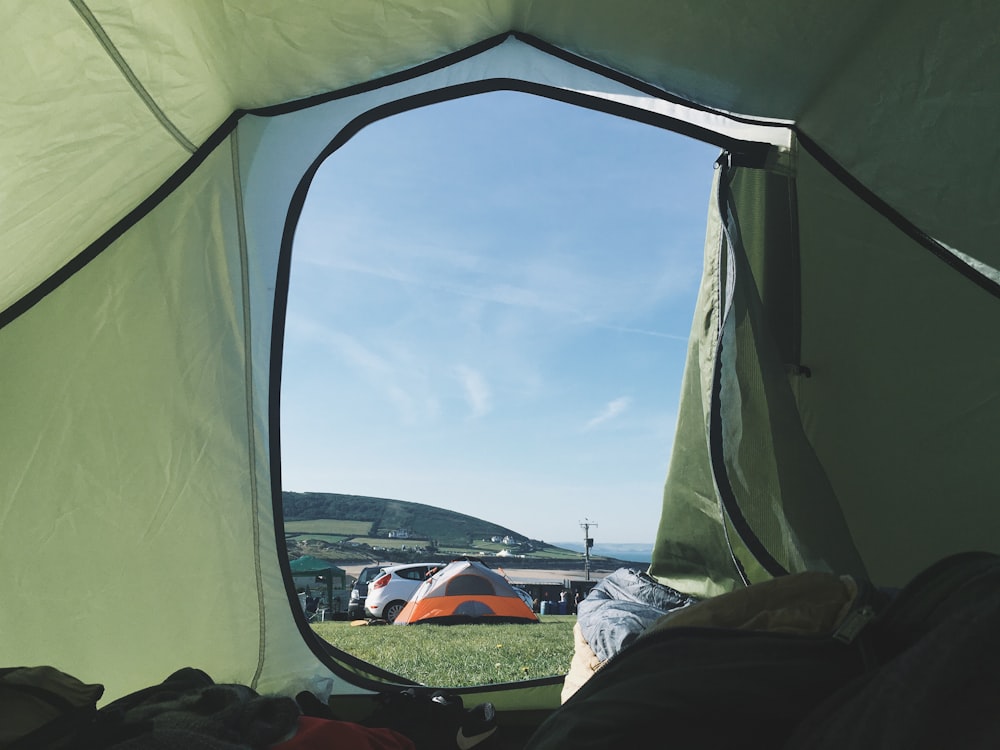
[280,90,719,682]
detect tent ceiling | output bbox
[3,1,998,321]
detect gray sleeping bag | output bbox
[576,567,698,662]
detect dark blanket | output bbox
[784,556,1000,749]
[94,669,300,750]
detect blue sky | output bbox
[279,91,719,545]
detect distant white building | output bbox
[496,549,524,558]
[387,529,411,539]
[502,535,516,545]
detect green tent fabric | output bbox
[2,1,999,724]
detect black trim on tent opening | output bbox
[295,78,774,168]
[250,31,791,152]
[250,33,510,116]
[265,77,781,678]
[511,32,792,135]
[707,158,789,581]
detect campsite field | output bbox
[311,615,577,687]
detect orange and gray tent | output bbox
[394,560,539,625]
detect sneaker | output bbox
[456,702,497,750]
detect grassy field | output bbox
[311,615,577,687]
[285,519,373,535]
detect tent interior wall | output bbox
[2,1,998,742]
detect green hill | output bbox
[282,490,595,566]
[281,491,639,573]
[282,491,526,546]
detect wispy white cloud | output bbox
[283,313,390,375]
[298,246,693,343]
[315,327,392,378]
[296,201,698,341]
[456,365,492,418]
[584,396,632,430]
[587,322,690,341]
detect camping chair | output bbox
[305,596,324,622]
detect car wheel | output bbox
[384,600,406,623]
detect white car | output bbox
[364,562,443,623]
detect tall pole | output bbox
[580,518,597,581]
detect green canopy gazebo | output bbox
[289,555,347,614]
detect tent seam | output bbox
[70,0,198,153]
[795,130,1000,300]
[0,111,242,330]
[229,129,268,689]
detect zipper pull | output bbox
[833,604,876,643]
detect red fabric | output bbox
[271,715,416,750]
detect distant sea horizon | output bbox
[553,541,653,564]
